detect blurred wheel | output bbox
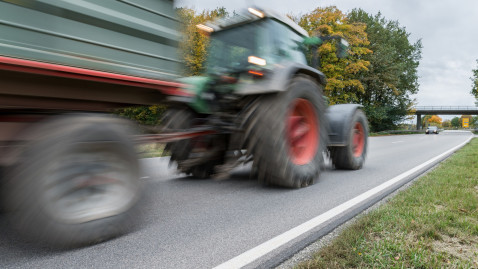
[4,115,141,247]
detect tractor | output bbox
[161,7,368,188]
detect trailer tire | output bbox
[330,109,368,170]
[244,76,326,188]
[4,115,141,248]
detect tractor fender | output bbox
[235,62,326,95]
[326,104,363,146]
[268,62,327,89]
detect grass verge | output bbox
[137,143,167,158]
[297,138,478,268]
[370,130,422,136]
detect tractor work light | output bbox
[196,24,214,33]
[248,56,266,66]
[248,70,264,77]
[248,7,264,18]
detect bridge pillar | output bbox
[416,114,421,130]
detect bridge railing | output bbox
[414,106,478,111]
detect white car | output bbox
[425,126,439,134]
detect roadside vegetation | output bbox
[370,130,422,136]
[297,138,478,268]
[137,143,166,158]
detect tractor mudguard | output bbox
[326,104,363,146]
[235,62,326,95]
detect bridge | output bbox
[412,106,478,129]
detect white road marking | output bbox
[392,141,404,144]
[213,135,474,269]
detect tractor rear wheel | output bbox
[244,76,326,188]
[161,108,224,178]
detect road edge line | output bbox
[213,135,474,269]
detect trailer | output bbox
[0,0,184,247]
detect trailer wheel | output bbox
[331,110,368,170]
[4,115,141,247]
[161,109,224,178]
[244,76,326,188]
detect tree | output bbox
[471,116,478,128]
[442,120,451,128]
[471,59,478,101]
[348,9,422,132]
[422,115,441,127]
[428,115,442,126]
[295,6,372,105]
[451,117,460,128]
[177,7,228,76]
[421,115,431,128]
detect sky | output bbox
[176,0,478,112]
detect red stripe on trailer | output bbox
[0,56,192,97]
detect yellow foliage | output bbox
[296,6,372,104]
[177,8,228,76]
[428,115,442,125]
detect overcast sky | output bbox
[176,0,478,111]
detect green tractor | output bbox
[162,7,368,188]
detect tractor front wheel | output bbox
[330,109,368,170]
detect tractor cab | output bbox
[197,8,308,85]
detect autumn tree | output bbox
[348,9,422,132]
[442,120,451,128]
[177,7,228,76]
[421,115,441,127]
[295,6,372,105]
[428,115,442,126]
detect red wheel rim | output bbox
[287,99,319,165]
[353,122,365,157]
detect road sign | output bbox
[463,118,469,128]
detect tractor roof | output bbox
[198,7,309,37]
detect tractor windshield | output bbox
[207,21,266,74]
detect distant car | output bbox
[425,126,439,134]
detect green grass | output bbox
[370,130,422,137]
[297,138,478,268]
[137,143,167,158]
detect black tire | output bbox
[161,108,196,167]
[4,115,141,248]
[161,108,224,178]
[244,76,327,188]
[330,109,368,170]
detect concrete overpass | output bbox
[413,106,478,129]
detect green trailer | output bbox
[0,0,185,247]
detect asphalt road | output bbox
[0,131,473,268]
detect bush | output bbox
[115,105,167,126]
